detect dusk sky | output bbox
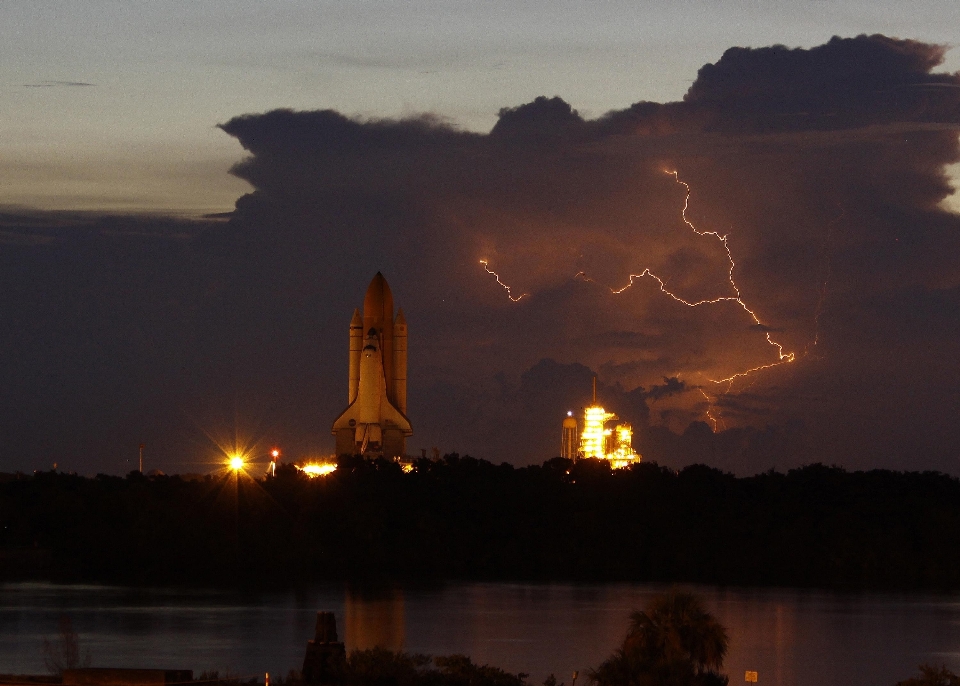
[2,2,960,476]
[5,1,959,213]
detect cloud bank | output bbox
[3,35,959,474]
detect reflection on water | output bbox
[2,582,959,686]
[345,588,404,652]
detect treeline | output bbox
[2,457,960,589]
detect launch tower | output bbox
[568,377,641,469]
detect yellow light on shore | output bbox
[299,463,337,477]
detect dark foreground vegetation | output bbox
[3,456,960,588]
[590,591,728,686]
[0,652,526,686]
[300,649,526,686]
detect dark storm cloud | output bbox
[645,377,687,401]
[0,210,238,474]
[599,35,960,134]
[3,34,960,474]
[579,330,664,349]
[687,37,955,126]
[214,33,960,471]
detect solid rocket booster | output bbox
[333,273,412,458]
[393,308,407,414]
[348,308,362,404]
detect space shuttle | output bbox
[332,273,412,458]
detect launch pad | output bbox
[561,378,641,468]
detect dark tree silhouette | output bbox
[337,648,527,686]
[590,591,728,686]
[5,463,960,588]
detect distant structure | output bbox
[566,377,641,469]
[561,411,578,460]
[332,273,412,459]
[302,611,346,684]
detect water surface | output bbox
[2,582,959,686]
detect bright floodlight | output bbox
[271,449,280,459]
[299,463,336,477]
[229,455,245,471]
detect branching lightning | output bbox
[578,170,795,389]
[478,171,838,432]
[480,259,528,302]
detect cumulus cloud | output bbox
[215,34,960,470]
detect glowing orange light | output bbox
[480,260,528,302]
[228,455,245,471]
[271,449,280,459]
[298,463,337,477]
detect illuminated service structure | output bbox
[564,378,641,469]
[332,273,412,459]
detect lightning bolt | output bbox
[698,388,721,432]
[480,259,528,302]
[578,170,795,390]
[478,171,836,432]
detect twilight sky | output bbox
[2,2,960,476]
[4,1,959,213]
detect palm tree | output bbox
[590,591,729,686]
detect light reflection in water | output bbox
[1,582,959,686]
[345,588,405,653]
